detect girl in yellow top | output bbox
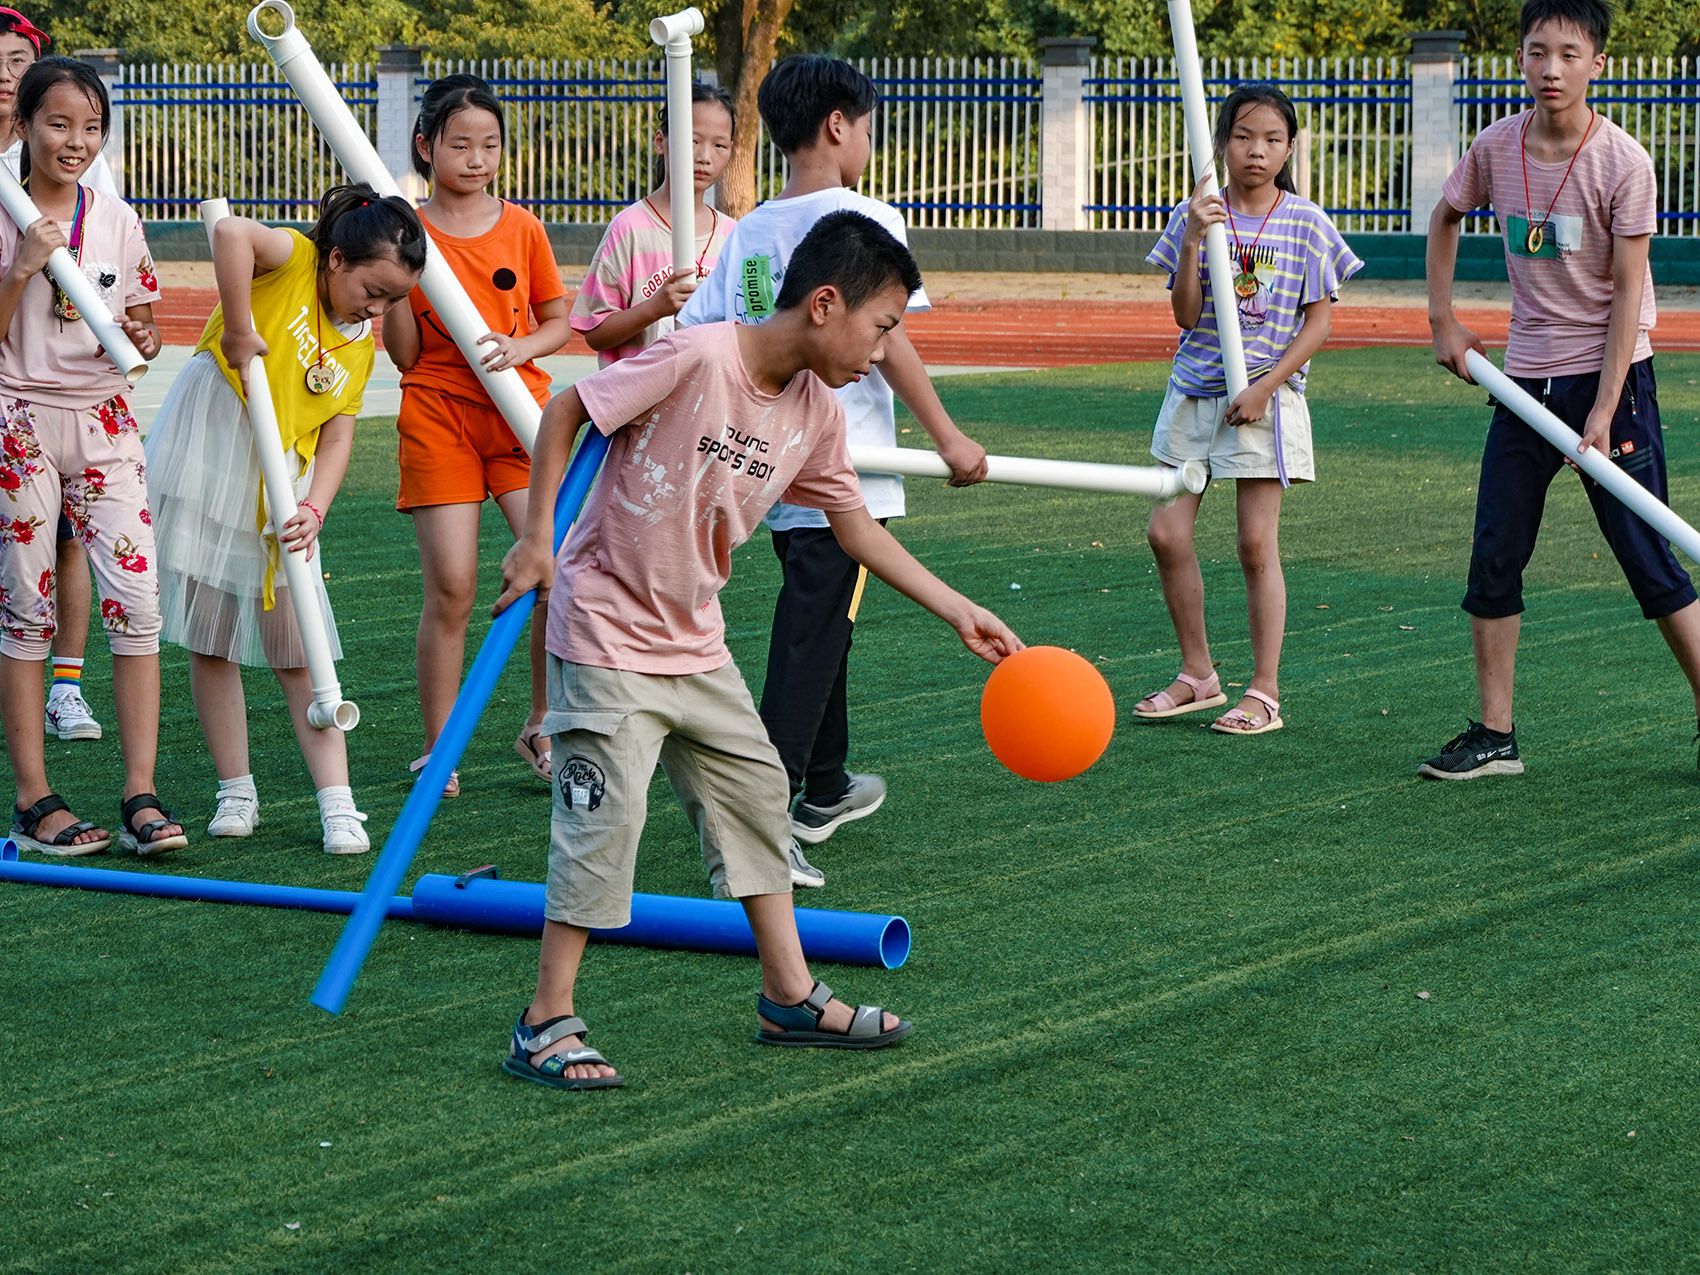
[145,185,426,853]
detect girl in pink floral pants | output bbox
[0,58,183,856]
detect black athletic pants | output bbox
[758,525,875,807]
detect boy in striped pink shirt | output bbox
[1422,0,1700,779]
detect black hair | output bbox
[653,81,736,186]
[310,183,427,274]
[411,73,507,180]
[1213,83,1299,195]
[1519,0,1612,53]
[774,210,921,312]
[14,56,106,182]
[757,55,878,155]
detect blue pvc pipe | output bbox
[0,842,910,969]
[409,874,911,969]
[311,429,612,1014]
[0,839,415,918]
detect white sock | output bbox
[317,784,356,816]
[218,774,258,801]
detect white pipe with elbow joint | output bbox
[0,164,150,381]
[244,0,543,452]
[1166,0,1248,401]
[650,8,706,279]
[201,198,358,733]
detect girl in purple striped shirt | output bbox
[1134,84,1361,736]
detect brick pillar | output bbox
[376,44,425,200]
[1039,37,1095,232]
[75,48,126,199]
[1408,30,1465,232]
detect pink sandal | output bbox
[1211,688,1284,735]
[1133,670,1228,719]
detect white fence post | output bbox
[1408,30,1465,232]
[1039,37,1094,231]
[75,48,126,199]
[376,44,425,201]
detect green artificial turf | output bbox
[2,348,1698,1272]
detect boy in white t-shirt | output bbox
[680,55,987,883]
[494,211,1021,1090]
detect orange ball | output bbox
[980,645,1116,782]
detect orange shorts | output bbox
[396,384,534,511]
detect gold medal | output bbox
[1233,271,1259,299]
[53,289,81,322]
[304,362,337,395]
[1525,223,1545,255]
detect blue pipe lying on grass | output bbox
[0,843,913,970]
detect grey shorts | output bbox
[540,657,794,928]
[1150,381,1315,483]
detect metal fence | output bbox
[1085,56,1412,234]
[1455,56,1699,235]
[118,62,374,220]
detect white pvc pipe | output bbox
[1466,350,1700,563]
[649,7,705,279]
[0,164,149,381]
[245,0,542,453]
[202,198,358,732]
[852,445,1208,500]
[1166,0,1248,400]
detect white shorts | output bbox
[1150,381,1315,483]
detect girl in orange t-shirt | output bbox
[383,75,571,795]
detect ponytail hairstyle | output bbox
[309,183,428,273]
[411,73,507,180]
[652,81,737,186]
[14,56,107,182]
[1213,83,1299,195]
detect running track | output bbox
[152,290,1700,368]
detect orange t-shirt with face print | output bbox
[398,201,566,405]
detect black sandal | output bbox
[11,794,110,857]
[119,792,187,858]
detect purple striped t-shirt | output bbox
[1147,193,1362,398]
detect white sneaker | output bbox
[321,800,370,855]
[207,791,260,838]
[45,687,102,741]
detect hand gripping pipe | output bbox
[851,445,1208,501]
[1166,0,1249,400]
[649,8,706,277]
[202,199,357,732]
[310,428,612,1014]
[245,0,542,452]
[1466,350,1700,562]
[0,846,910,969]
[0,164,149,380]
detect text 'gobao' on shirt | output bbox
[677,186,926,529]
[1443,111,1657,380]
[1147,192,1362,399]
[551,322,865,676]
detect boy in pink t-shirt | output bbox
[492,211,1022,1091]
[1422,0,1700,780]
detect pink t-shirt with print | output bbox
[1444,111,1657,378]
[0,188,160,409]
[551,322,863,674]
[570,198,734,367]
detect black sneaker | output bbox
[1418,721,1524,780]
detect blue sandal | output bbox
[756,980,912,1049]
[501,1012,624,1090]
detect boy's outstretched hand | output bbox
[953,604,1023,663]
[493,534,556,617]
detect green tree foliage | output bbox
[26,0,642,62]
[784,0,1698,61]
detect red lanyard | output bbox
[1222,189,1281,297]
[1519,109,1595,254]
[644,197,720,277]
